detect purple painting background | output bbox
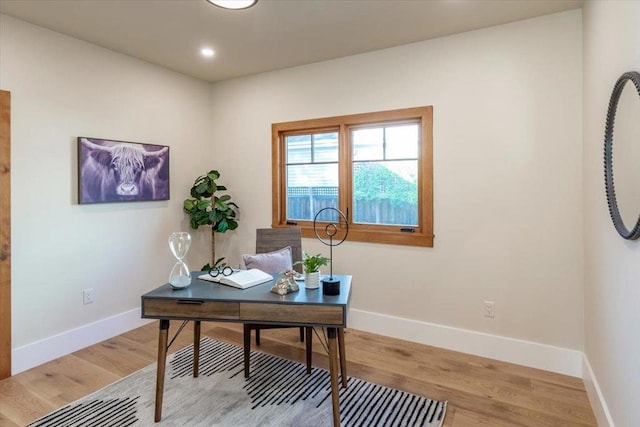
[78,137,169,204]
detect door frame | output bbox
[0,89,11,379]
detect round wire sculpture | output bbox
[313,207,348,293]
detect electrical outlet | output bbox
[83,288,94,305]
[483,300,495,318]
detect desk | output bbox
[141,272,351,426]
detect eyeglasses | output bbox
[208,265,234,278]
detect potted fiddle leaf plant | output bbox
[295,252,329,290]
[183,170,239,270]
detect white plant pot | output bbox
[305,271,321,289]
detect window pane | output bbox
[352,128,383,161]
[386,124,418,159]
[313,132,339,162]
[352,160,418,226]
[286,135,311,163]
[313,206,343,223]
[287,164,339,221]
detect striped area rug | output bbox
[28,337,446,427]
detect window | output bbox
[272,106,433,247]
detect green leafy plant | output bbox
[201,257,226,273]
[353,162,417,206]
[183,170,239,269]
[294,251,330,273]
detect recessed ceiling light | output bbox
[206,0,257,10]
[201,47,215,58]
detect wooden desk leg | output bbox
[305,327,313,374]
[154,319,169,423]
[243,324,251,378]
[193,320,201,378]
[327,327,341,427]
[338,328,347,387]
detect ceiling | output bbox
[0,0,583,83]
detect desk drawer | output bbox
[143,299,239,320]
[240,303,344,326]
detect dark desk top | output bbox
[142,271,352,307]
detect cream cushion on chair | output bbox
[242,246,292,273]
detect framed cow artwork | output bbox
[77,137,170,204]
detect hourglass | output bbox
[168,232,192,289]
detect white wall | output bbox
[211,10,584,355]
[583,2,640,426]
[0,15,213,362]
[1,10,588,378]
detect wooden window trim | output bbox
[272,106,433,247]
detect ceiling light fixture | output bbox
[206,0,257,10]
[200,47,215,58]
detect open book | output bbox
[198,269,273,289]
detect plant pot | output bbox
[304,271,321,289]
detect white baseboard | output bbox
[12,308,153,375]
[582,354,615,427]
[348,308,583,377]
[12,306,583,379]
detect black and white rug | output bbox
[28,337,446,426]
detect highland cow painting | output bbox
[78,137,170,204]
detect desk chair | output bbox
[242,228,347,383]
[243,228,313,376]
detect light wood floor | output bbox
[0,322,596,427]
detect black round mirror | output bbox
[604,71,640,240]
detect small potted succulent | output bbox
[295,252,330,290]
